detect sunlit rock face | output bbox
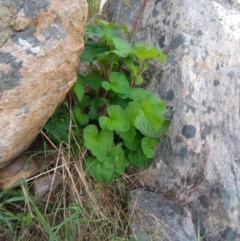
[0,0,88,168]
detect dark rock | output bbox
[128,189,197,241]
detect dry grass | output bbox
[0,132,132,241]
[87,0,101,18]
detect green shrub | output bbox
[44,19,169,182]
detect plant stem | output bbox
[128,0,149,43]
[106,59,114,78]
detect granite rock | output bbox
[105,0,240,240]
[0,0,88,168]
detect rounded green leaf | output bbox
[44,106,70,144]
[80,40,109,62]
[102,81,111,91]
[106,144,130,177]
[141,137,158,158]
[85,75,104,90]
[72,75,85,102]
[134,93,166,135]
[89,98,108,119]
[95,19,130,34]
[126,92,166,137]
[72,106,89,126]
[111,37,132,57]
[124,131,143,151]
[85,24,119,39]
[128,149,151,169]
[99,105,130,132]
[77,95,91,108]
[95,51,114,60]
[125,101,140,125]
[124,57,139,75]
[117,125,136,143]
[131,42,167,62]
[105,72,131,97]
[135,75,144,85]
[111,95,130,110]
[84,157,114,182]
[129,88,147,101]
[83,125,114,161]
[89,105,98,119]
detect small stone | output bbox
[34,173,62,199]
[0,154,44,189]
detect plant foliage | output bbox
[44,19,169,182]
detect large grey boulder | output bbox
[104,0,240,240]
[0,0,88,168]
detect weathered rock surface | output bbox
[105,0,240,240]
[0,0,88,168]
[0,153,44,189]
[128,189,196,241]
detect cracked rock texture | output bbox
[104,0,240,240]
[0,0,88,168]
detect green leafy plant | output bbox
[44,19,169,182]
